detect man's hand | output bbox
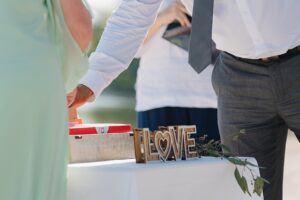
[67,84,94,109]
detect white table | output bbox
[67,157,263,200]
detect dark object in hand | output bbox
[162,15,192,51]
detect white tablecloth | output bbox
[67,157,263,200]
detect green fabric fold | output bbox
[45,0,89,92]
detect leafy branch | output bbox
[195,135,269,197]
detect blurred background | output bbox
[80,1,300,199]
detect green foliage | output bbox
[234,169,246,195]
[227,157,248,166]
[234,168,251,196]
[195,136,268,197]
[253,177,264,196]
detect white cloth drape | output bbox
[67,158,264,200]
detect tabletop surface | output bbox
[68,157,256,169]
[67,157,263,200]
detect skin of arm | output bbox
[60,0,93,51]
[144,1,191,44]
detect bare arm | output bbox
[144,1,191,43]
[60,0,93,51]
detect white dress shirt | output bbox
[135,0,217,111]
[80,0,300,98]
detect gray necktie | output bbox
[188,0,214,73]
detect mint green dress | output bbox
[0,0,88,199]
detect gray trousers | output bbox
[212,51,300,200]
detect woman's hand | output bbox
[158,1,191,27]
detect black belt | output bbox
[228,45,300,63]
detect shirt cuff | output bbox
[79,69,106,102]
[79,51,127,101]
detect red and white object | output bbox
[69,123,135,163]
[69,123,132,136]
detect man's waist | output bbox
[226,46,300,64]
[260,46,300,62]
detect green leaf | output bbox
[227,157,247,166]
[241,176,251,196]
[207,140,215,145]
[234,168,251,196]
[253,177,264,196]
[261,177,270,184]
[220,144,232,155]
[234,168,245,193]
[244,160,259,168]
[207,149,221,157]
[234,168,242,184]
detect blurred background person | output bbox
[0,0,92,199]
[135,0,220,142]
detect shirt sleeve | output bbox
[79,0,162,98]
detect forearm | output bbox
[60,0,93,51]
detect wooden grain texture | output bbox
[133,129,146,163]
[183,126,198,159]
[133,126,198,163]
[69,134,135,163]
[143,129,159,162]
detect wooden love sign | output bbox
[133,126,198,163]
